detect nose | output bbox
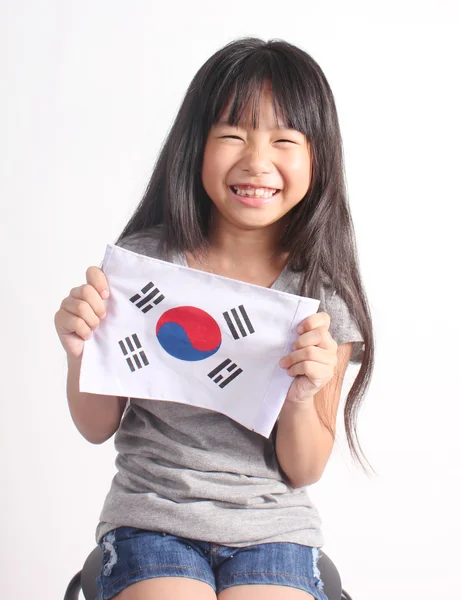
[240,145,273,176]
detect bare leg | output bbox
[218,585,314,599]
[111,576,217,600]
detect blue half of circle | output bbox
[157,322,221,362]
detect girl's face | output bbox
[201,85,312,234]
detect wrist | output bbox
[285,390,315,406]
[281,394,315,415]
[67,354,83,368]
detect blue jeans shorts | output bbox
[96,526,328,599]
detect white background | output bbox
[2,1,460,598]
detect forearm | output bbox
[67,356,127,444]
[275,396,335,488]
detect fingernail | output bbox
[279,358,286,368]
[296,325,303,334]
[101,312,106,319]
[101,290,109,299]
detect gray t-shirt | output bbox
[95,227,364,548]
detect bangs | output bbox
[204,46,317,137]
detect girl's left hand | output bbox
[279,312,338,403]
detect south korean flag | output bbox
[79,244,320,437]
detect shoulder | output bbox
[116,226,166,260]
[281,268,363,363]
[318,269,365,365]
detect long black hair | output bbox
[116,37,375,471]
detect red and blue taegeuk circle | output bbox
[156,306,222,361]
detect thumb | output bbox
[86,266,110,299]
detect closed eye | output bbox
[221,136,296,144]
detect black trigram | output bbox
[118,334,149,372]
[208,358,243,388]
[223,305,255,340]
[130,282,165,313]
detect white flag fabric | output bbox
[80,244,320,437]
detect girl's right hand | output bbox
[54,266,109,360]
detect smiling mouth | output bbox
[228,186,281,208]
[229,186,281,199]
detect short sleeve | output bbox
[115,227,164,260]
[319,276,365,365]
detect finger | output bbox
[86,266,110,300]
[61,296,102,330]
[287,360,333,379]
[280,345,333,370]
[56,311,93,340]
[293,328,333,351]
[297,312,331,335]
[69,283,107,319]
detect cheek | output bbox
[202,146,226,190]
[201,152,218,194]
[285,155,312,192]
[288,151,311,174]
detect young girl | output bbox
[55,37,374,600]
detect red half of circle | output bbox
[156,306,222,351]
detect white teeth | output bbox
[232,186,278,199]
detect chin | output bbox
[231,214,285,231]
[211,202,288,230]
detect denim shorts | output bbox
[96,526,328,599]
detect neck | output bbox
[209,210,284,255]
[184,211,289,287]
[207,214,287,267]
